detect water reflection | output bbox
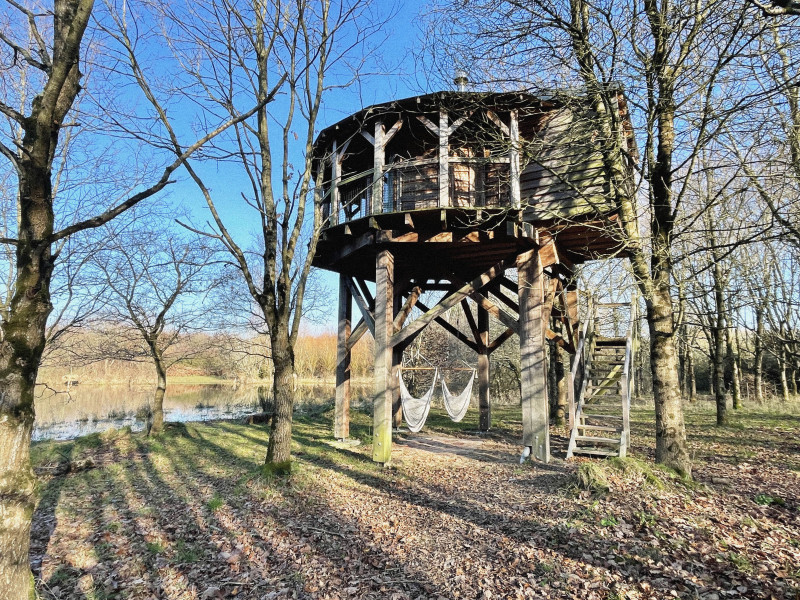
[33,382,369,441]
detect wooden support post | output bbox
[372,121,385,214]
[335,275,352,440]
[373,249,394,463]
[392,286,403,429]
[478,304,491,431]
[331,139,340,226]
[510,109,521,209]
[518,248,549,462]
[439,110,450,208]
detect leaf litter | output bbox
[29,403,800,599]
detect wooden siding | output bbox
[521,107,614,221]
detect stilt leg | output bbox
[374,249,394,463]
[478,304,491,431]
[335,275,351,440]
[518,249,549,462]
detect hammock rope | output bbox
[441,369,476,422]
[399,368,439,433]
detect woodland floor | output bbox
[30,398,800,600]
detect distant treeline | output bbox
[38,327,375,386]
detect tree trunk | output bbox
[148,345,167,434]
[0,155,57,600]
[725,319,741,410]
[712,260,728,425]
[687,348,697,402]
[779,344,790,403]
[266,330,295,466]
[647,285,691,476]
[754,305,764,404]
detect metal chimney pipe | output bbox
[454,70,469,92]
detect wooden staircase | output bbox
[566,300,636,459]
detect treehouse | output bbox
[311,87,638,464]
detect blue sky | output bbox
[162,0,435,334]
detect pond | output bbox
[32,382,371,441]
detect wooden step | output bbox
[576,424,621,433]
[591,359,625,366]
[571,447,620,457]
[575,435,621,444]
[595,337,627,346]
[582,413,623,420]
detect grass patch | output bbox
[574,462,611,494]
[754,493,786,507]
[174,540,201,563]
[206,494,225,511]
[145,541,165,555]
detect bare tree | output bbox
[92,208,218,433]
[425,0,766,475]
[0,1,264,595]
[117,0,380,466]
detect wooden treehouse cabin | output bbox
[311,88,638,464]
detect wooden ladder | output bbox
[566,299,636,459]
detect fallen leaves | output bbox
[29,407,800,599]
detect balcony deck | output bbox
[311,90,634,281]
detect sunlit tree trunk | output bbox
[147,342,167,434]
[267,327,295,465]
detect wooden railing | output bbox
[567,295,637,459]
[322,158,511,228]
[619,294,638,456]
[568,296,596,434]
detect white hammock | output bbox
[441,369,476,422]
[399,368,438,433]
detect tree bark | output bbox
[0,1,93,595]
[148,344,167,434]
[647,285,691,476]
[267,329,295,465]
[779,344,790,402]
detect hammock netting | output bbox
[442,369,476,422]
[399,368,477,431]
[399,369,438,433]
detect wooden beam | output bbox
[461,299,480,346]
[488,327,516,354]
[345,277,375,335]
[488,284,520,314]
[541,278,559,329]
[372,121,385,214]
[347,318,369,350]
[413,300,479,353]
[322,231,374,265]
[486,110,510,137]
[373,249,394,463]
[331,139,340,226]
[447,112,473,135]
[478,305,491,431]
[439,110,449,208]
[393,286,421,332]
[416,114,439,135]
[385,118,403,144]
[355,278,374,309]
[391,261,507,348]
[518,248,549,462]
[510,109,520,209]
[469,292,520,334]
[335,275,351,440]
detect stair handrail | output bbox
[567,297,596,454]
[620,294,638,456]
